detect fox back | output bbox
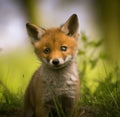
[23,14,80,117]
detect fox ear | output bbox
[26,23,45,43]
[61,14,79,38]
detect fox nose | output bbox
[52,59,59,65]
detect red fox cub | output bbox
[23,14,80,117]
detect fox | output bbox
[23,14,80,117]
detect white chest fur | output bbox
[40,62,79,103]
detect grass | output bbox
[77,33,120,117]
[0,48,39,115]
[78,62,120,117]
[0,34,120,117]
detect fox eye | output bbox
[43,48,50,54]
[60,46,67,51]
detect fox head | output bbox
[26,14,79,69]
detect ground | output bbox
[0,105,104,117]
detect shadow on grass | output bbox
[0,80,23,117]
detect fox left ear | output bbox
[61,14,79,38]
[26,23,46,44]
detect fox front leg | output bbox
[62,96,75,117]
[35,105,49,117]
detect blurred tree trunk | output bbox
[97,0,120,63]
[20,0,40,25]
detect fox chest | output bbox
[41,73,78,103]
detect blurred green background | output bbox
[0,0,120,117]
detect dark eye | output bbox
[60,46,67,51]
[43,48,50,54]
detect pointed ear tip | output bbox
[71,14,78,18]
[26,22,30,27]
[72,14,77,16]
[70,14,79,22]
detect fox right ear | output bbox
[61,14,79,38]
[26,23,45,44]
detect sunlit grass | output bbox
[0,48,39,99]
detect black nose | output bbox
[52,59,59,65]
